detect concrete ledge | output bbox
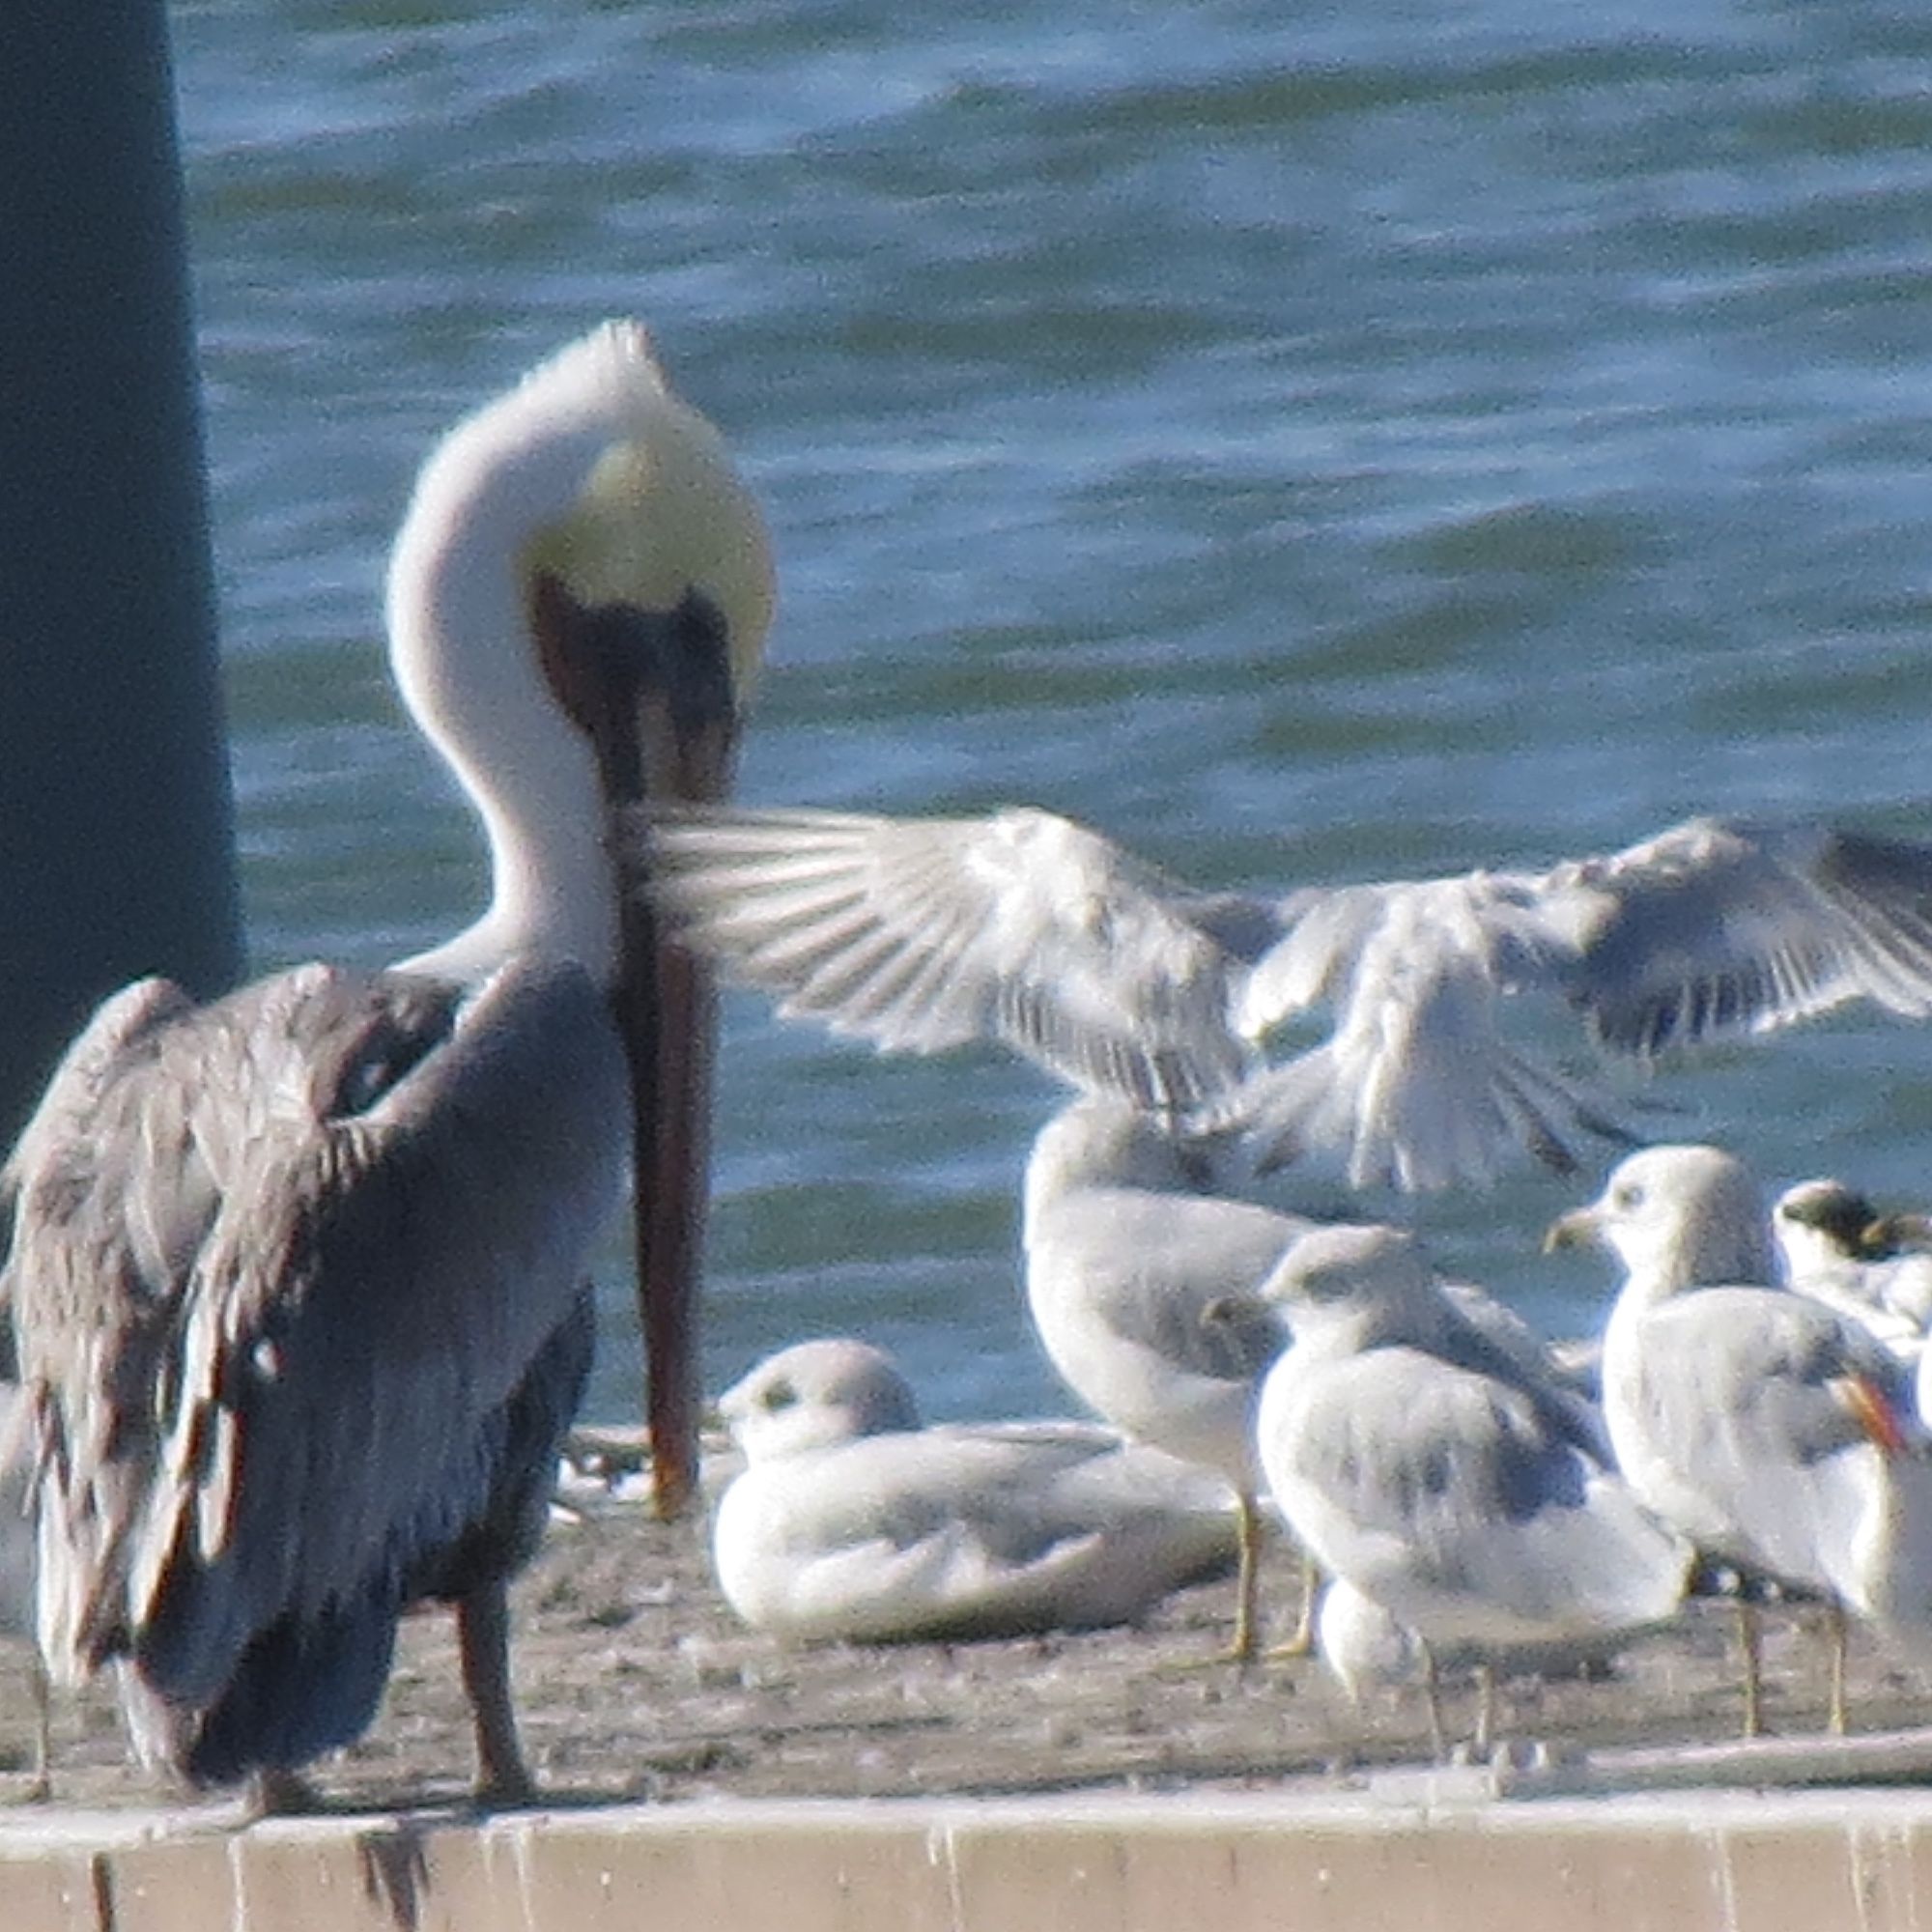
[9,1784,1932,1931]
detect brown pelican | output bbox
[0,1383,47,1798]
[640,806,1932,1191]
[0,322,772,1804]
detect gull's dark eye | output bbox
[759,1378,797,1413]
[1613,1182,1645,1212]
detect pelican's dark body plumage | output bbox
[2,324,772,1802]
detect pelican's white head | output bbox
[383,325,774,1520]
[387,322,775,983]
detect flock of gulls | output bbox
[6,323,1932,1810]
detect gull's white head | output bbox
[1545,1144,1776,1297]
[1252,1222,1439,1345]
[717,1339,923,1463]
[1023,1098,1222,1222]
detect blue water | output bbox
[172,0,1932,1423]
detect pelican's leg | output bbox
[1420,1641,1448,1763]
[1825,1604,1850,1738]
[459,1581,535,1806]
[1735,1599,1764,1740]
[25,1657,49,1804]
[1473,1662,1497,1756]
[250,1767,325,1817]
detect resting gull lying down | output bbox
[1222,1224,1689,1755]
[1548,1144,1932,1738]
[710,1339,1239,1643]
[639,804,1932,1191]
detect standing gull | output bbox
[1548,1144,1932,1737]
[1,324,772,1804]
[711,1338,1238,1642]
[1312,1577,1631,1716]
[1228,1223,1689,1754]
[640,803,1932,1191]
[1021,1098,1318,1660]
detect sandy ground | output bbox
[10,1453,1932,1816]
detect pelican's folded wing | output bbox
[8,958,622,1717]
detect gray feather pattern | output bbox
[4,956,623,1778]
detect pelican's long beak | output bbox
[529,328,774,1520]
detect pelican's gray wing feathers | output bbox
[6,957,622,1744]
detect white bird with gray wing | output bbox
[1020,1099,1322,1660]
[1774,1179,1932,1358]
[711,1338,1239,1643]
[1548,1144,1932,1739]
[1,324,773,1806]
[640,803,1932,1192]
[1234,1223,1689,1755]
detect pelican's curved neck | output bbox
[384,424,620,988]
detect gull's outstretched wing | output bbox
[643,804,1259,1110]
[645,802,1932,1191]
[1229,817,1932,1187]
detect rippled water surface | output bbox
[171,0,1932,1420]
